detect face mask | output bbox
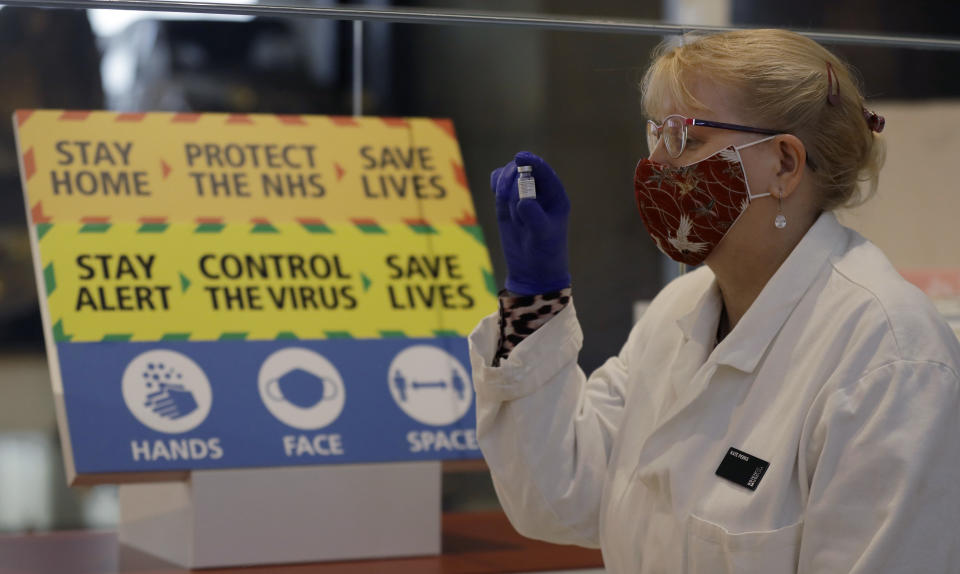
[633,136,774,266]
[267,368,339,408]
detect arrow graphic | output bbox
[412,381,447,390]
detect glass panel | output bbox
[0,0,958,534]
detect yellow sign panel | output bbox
[39,222,495,342]
[17,110,496,343]
[16,110,475,225]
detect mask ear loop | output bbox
[736,135,777,201]
[735,134,777,151]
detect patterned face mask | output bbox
[633,136,774,266]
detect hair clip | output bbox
[862,107,885,133]
[826,62,840,106]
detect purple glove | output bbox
[490,151,570,295]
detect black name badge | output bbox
[715,447,770,491]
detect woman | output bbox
[469,29,960,573]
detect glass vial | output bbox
[517,165,536,200]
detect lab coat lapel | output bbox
[630,285,722,507]
[659,277,723,426]
[712,212,849,373]
[623,281,722,511]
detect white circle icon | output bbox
[122,349,213,434]
[258,348,346,430]
[388,345,472,426]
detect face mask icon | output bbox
[266,368,339,408]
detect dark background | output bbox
[0,0,957,532]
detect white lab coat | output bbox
[469,212,960,573]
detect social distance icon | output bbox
[266,368,340,409]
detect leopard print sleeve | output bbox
[493,288,572,367]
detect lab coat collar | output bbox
[677,211,849,373]
[675,273,723,347]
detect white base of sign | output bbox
[118,462,441,568]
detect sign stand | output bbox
[118,462,441,568]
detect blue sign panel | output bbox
[57,337,480,473]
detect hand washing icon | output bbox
[122,350,212,434]
[266,368,339,409]
[142,362,198,420]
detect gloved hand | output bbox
[490,151,571,295]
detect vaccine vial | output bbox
[517,165,536,200]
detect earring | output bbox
[774,189,787,229]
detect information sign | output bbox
[14,110,495,482]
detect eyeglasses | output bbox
[647,114,781,158]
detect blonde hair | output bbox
[641,29,886,211]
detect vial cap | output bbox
[517,165,533,174]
